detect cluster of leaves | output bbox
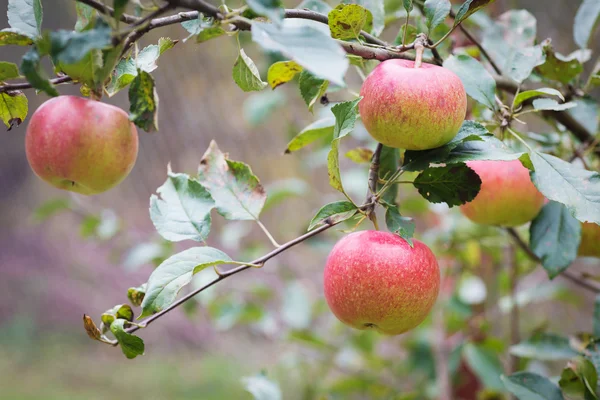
[4,0,600,398]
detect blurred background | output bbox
[1,0,599,399]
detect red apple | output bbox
[26,96,138,195]
[323,230,440,335]
[460,160,545,227]
[579,222,600,258]
[359,59,467,150]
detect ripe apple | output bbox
[323,230,440,335]
[460,160,545,227]
[26,96,138,195]
[359,59,467,150]
[579,222,600,258]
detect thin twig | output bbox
[0,76,74,94]
[256,220,281,247]
[75,0,140,24]
[506,228,600,294]
[126,219,341,334]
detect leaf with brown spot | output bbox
[83,314,102,341]
[128,70,159,132]
[267,60,303,89]
[0,91,28,130]
[328,4,373,40]
[198,141,266,221]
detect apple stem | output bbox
[414,44,424,68]
[414,34,428,69]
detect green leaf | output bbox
[242,374,282,400]
[502,372,565,400]
[559,357,598,400]
[569,97,599,135]
[308,200,358,230]
[110,319,145,359]
[6,0,43,39]
[454,0,495,26]
[385,206,415,246]
[413,163,481,207]
[233,49,268,92]
[19,47,59,97]
[0,62,21,81]
[32,198,70,222]
[529,151,600,225]
[128,69,159,132]
[150,170,215,242]
[532,98,577,112]
[113,0,129,22]
[198,140,266,221]
[443,54,497,110]
[140,247,232,318]
[463,343,504,390]
[106,57,137,96]
[482,10,537,71]
[298,70,329,112]
[378,145,400,205]
[327,4,373,40]
[328,98,361,195]
[104,37,174,95]
[507,45,545,84]
[574,0,600,49]
[136,37,176,72]
[530,201,581,278]
[403,0,413,13]
[285,117,334,153]
[267,60,303,89]
[538,41,585,84]
[75,2,95,32]
[424,0,451,32]
[246,0,283,23]
[0,91,28,130]
[127,283,147,307]
[251,20,348,87]
[345,147,373,163]
[47,19,111,65]
[0,29,33,46]
[595,296,600,338]
[404,121,521,171]
[510,332,579,361]
[513,88,564,108]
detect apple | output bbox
[359,59,467,150]
[460,160,545,227]
[26,96,138,195]
[323,230,440,335]
[579,222,600,258]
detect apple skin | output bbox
[359,59,467,150]
[579,222,600,258]
[323,230,440,335]
[460,160,545,227]
[26,96,138,195]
